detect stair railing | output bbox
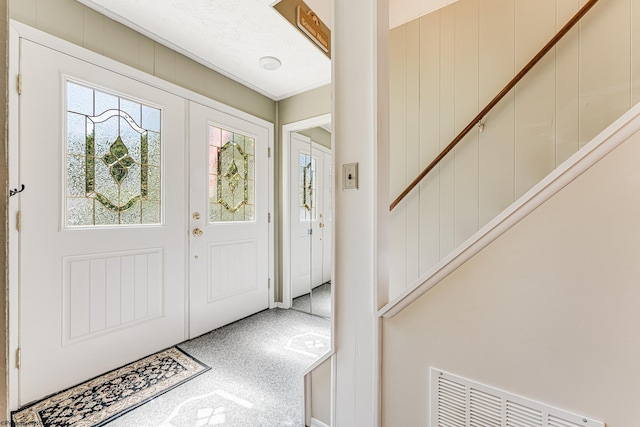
[389,0,601,211]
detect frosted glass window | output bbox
[209,126,255,222]
[299,153,317,221]
[66,81,161,226]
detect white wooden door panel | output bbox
[189,101,270,338]
[19,40,187,405]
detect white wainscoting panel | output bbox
[208,239,257,302]
[63,248,164,344]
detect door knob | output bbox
[192,228,203,237]
[319,223,324,228]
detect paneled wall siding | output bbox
[390,0,638,297]
[9,0,276,122]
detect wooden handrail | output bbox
[390,0,600,211]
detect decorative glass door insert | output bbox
[66,81,161,226]
[208,125,255,222]
[299,153,317,221]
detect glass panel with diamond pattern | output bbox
[209,126,255,222]
[299,153,317,221]
[66,81,162,226]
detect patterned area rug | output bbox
[12,347,210,427]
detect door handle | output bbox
[192,228,203,237]
[319,223,324,228]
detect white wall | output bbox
[310,357,332,425]
[382,123,640,426]
[389,0,640,298]
[333,0,381,424]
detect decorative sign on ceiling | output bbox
[296,5,330,53]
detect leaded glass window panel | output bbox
[209,125,255,222]
[66,81,161,226]
[299,153,317,221]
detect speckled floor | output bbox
[103,308,331,427]
[292,282,332,318]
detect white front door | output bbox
[188,101,270,338]
[18,40,187,405]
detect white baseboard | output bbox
[310,417,331,427]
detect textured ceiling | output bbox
[77,0,332,101]
[76,0,456,101]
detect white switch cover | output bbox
[343,163,358,190]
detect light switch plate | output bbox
[343,163,358,190]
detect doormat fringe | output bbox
[12,347,210,427]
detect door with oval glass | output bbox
[188,101,271,338]
[290,129,332,318]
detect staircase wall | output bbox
[382,119,640,427]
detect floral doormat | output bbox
[12,347,210,427]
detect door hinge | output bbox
[16,347,21,369]
[16,211,21,232]
[17,74,22,95]
[268,147,271,158]
[268,278,271,289]
[268,212,271,223]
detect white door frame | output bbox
[8,20,275,410]
[281,114,331,309]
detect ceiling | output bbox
[77,0,457,101]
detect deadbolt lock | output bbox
[193,212,201,220]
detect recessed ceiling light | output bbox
[259,56,282,71]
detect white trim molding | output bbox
[310,417,331,427]
[379,99,640,318]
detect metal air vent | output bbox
[431,369,605,427]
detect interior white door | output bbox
[290,133,331,300]
[189,101,270,338]
[18,40,187,405]
[290,133,314,299]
